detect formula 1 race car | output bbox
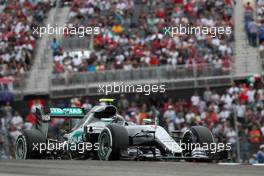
[15,99,228,161]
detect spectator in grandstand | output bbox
[219,106,231,122]
[30,99,43,114]
[261,121,264,135]
[257,0,264,22]
[127,102,139,117]
[191,91,200,107]
[244,1,254,22]
[53,59,65,73]
[81,99,92,111]
[203,86,212,102]
[212,57,223,76]
[259,22,264,44]
[70,97,82,108]
[245,19,252,44]
[256,144,264,163]
[211,90,221,104]
[249,124,262,153]
[137,104,148,125]
[8,111,23,143]
[164,105,176,133]
[148,105,160,124]
[249,154,258,164]
[247,85,256,103]
[50,38,62,57]
[244,2,254,14]
[229,82,240,94]
[25,112,36,128]
[205,108,218,129]
[117,94,129,112]
[260,41,264,62]
[240,134,251,163]
[222,56,232,74]
[248,19,259,47]
[2,102,12,118]
[221,90,234,108]
[225,125,237,159]
[235,101,246,123]
[86,63,96,72]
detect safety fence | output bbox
[49,64,234,98]
[50,63,232,86]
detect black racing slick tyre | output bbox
[98,124,129,160]
[189,126,215,144]
[182,126,215,157]
[15,129,46,159]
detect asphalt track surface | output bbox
[0,160,263,176]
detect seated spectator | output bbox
[53,0,234,76]
[86,64,96,72]
[249,124,262,153]
[249,154,258,164]
[25,112,36,126]
[0,0,50,91]
[8,111,23,142]
[256,144,264,163]
[164,105,176,132]
[259,41,264,64]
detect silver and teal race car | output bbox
[15,99,228,161]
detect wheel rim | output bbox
[99,132,111,159]
[16,138,25,159]
[182,131,194,156]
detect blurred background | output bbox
[0,0,264,163]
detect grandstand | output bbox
[0,0,264,163]
[0,0,52,97]
[0,0,261,99]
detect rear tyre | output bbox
[98,124,129,160]
[16,129,46,159]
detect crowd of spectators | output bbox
[256,0,264,66]
[114,82,264,163]
[52,0,234,74]
[245,1,258,47]
[0,0,51,92]
[1,80,264,163]
[245,0,264,67]
[0,99,43,159]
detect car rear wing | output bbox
[35,107,86,137]
[44,107,85,119]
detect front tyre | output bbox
[182,126,214,158]
[98,124,129,160]
[16,129,46,159]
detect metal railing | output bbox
[50,63,232,87]
[61,36,92,51]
